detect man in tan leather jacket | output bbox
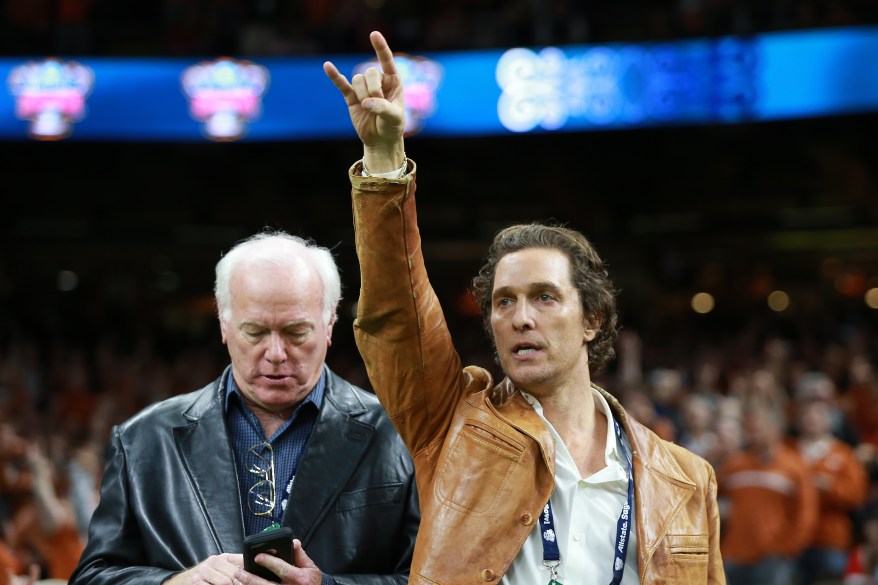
[325,32,725,585]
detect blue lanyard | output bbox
[541,418,634,585]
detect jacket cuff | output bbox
[349,159,416,186]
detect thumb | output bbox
[361,97,389,113]
[361,97,400,118]
[362,98,405,125]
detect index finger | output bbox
[369,31,398,77]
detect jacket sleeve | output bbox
[350,161,469,467]
[705,463,726,585]
[68,426,178,585]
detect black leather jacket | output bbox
[69,366,419,585]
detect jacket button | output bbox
[481,568,496,581]
[519,512,533,526]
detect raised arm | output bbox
[325,33,476,468]
[323,31,406,174]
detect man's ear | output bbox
[584,315,602,343]
[326,314,337,346]
[219,318,229,344]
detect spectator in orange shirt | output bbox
[7,441,85,581]
[793,395,869,585]
[719,400,819,585]
[0,538,37,585]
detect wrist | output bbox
[362,143,405,174]
[361,154,407,179]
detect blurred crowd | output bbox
[3,1,878,584]
[0,332,225,585]
[611,324,878,585]
[1,305,878,584]
[2,0,878,58]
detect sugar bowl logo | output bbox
[354,54,443,136]
[181,58,270,142]
[7,58,94,140]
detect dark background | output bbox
[3,115,878,388]
[2,0,878,389]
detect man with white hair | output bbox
[70,229,420,585]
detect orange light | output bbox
[767,290,790,312]
[691,292,715,314]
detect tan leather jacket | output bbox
[350,161,725,585]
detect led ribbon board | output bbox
[2,26,877,141]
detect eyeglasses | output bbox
[246,441,276,517]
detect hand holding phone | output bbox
[243,526,294,583]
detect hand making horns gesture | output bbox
[323,31,407,173]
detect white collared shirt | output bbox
[502,388,639,585]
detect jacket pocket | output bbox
[435,420,524,514]
[336,483,404,512]
[665,533,709,561]
[647,534,711,584]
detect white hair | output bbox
[214,230,342,326]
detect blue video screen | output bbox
[2,26,877,142]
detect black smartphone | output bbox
[243,526,294,583]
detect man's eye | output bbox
[539,294,553,302]
[285,327,312,339]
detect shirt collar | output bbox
[521,386,624,469]
[224,366,326,415]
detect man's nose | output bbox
[264,333,287,363]
[511,300,534,330]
